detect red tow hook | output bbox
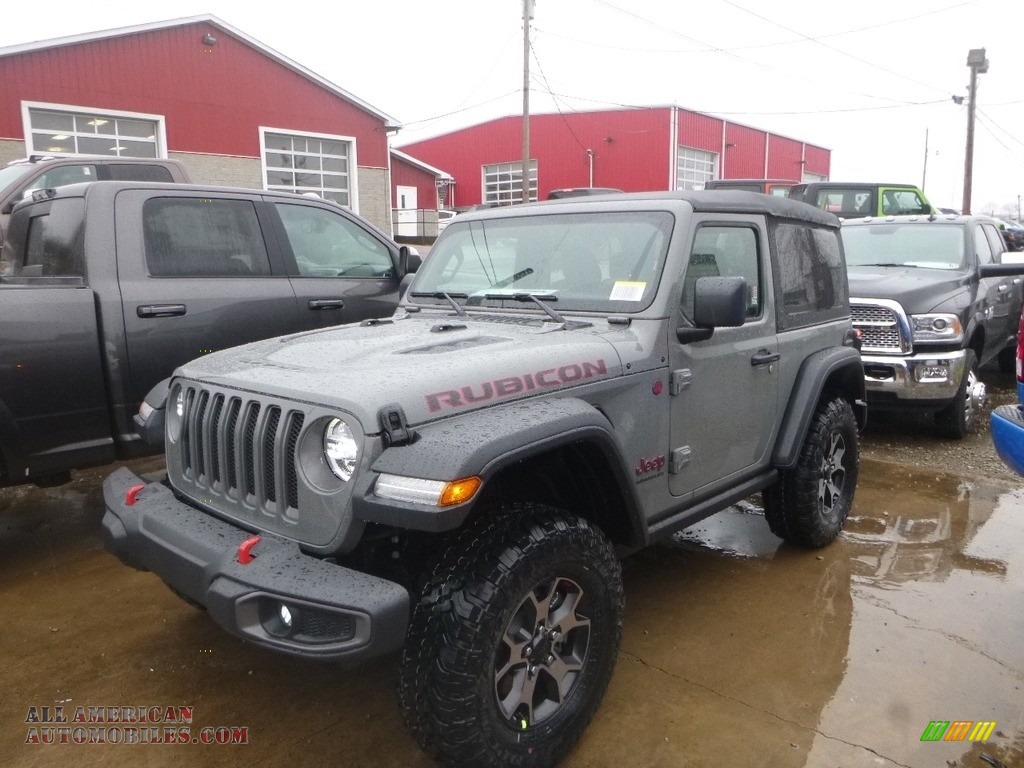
[124,484,146,506]
[237,535,262,565]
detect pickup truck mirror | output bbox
[980,254,1024,277]
[676,276,747,344]
[399,245,422,277]
[133,378,171,449]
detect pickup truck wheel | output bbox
[763,397,858,548]
[935,349,984,439]
[398,503,623,767]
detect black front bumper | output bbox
[102,467,409,661]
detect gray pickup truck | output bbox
[844,213,1024,438]
[103,191,865,766]
[0,181,415,487]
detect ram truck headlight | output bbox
[324,418,359,482]
[910,314,963,344]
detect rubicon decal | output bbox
[425,359,609,413]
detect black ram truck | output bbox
[844,213,1024,437]
[0,181,416,487]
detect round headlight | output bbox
[167,387,185,443]
[324,418,359,482]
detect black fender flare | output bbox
[773,346,866,469]
[352,396,643,538]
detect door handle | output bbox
[308,299,345,310]
[137,304,186,318]
[751,350,780,366]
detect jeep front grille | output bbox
[850,300,911,354]
[177,387,305,513]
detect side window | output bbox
[974,225,995,265]
[681,225,761,323]
[19,199,87,277]
[143,198,272,277]
[882,190,929,216]
[772,223,847,331]
[102,164,174,182]
[983,223,1007,258]
[23,164,98,195]
[275,203,394,278]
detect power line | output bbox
[976,108,1024,150]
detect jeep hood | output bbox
[847,266,971,314]
[174,313,624,432]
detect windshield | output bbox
[0,164,31,191]
[410,211,674,313]
[842,223,966,270]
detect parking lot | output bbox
[2,371,1023,768]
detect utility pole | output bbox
[962,48,989,215]
[521,0,535,205]
[921,128,929,192]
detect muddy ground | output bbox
[1,365,1022,768]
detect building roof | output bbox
[0,14,400,129]
[391,149,453,181]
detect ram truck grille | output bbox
[177,387,304,514]
[850,301,911,354]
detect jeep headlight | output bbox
[324,418,359,482]
[910,313,963,344]
[166,386,185,443]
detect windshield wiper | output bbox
[854,262,917,268]
[483,292,567,325]
[409,291,468,316]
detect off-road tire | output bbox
[398,502,623,767]
[935,349,980,439]
[763,397,859,548]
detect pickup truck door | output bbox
[267,200,403,329]
[668,219,779,500]
[113,190,301,440]
[974,221,1018,363]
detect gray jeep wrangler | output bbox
[103,191,865,767]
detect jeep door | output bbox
[115,190,301,440]
[268,200,403,329]
[668,219,779,500]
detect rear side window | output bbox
[882,189,929,216]
[143,198,271,277]
[7,199,87,277]
[772,222,847,330]
[101,164,174,182]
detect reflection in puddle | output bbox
[660,461,1023,767]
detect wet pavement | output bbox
[2,454,1023,767]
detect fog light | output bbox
[279,604,293,629]
[915,362,949,382]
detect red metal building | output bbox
[399,107,830,208]
[0,15,400,232]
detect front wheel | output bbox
[935,349,985,439]
[763,397,859,548]
[398,503,623,767]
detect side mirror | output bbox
[399,245,422,276]
[133,378,170,449]
[676,276,747,343]
[981,253,1024,277]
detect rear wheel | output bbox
[935,349,984,439]
[763,397,859,548]
[398,503,623,767]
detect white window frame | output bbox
[260,127,359,213]
[676,146,718,190]
[802,171,828,183]
[482,160,537,205]
[22,101,167,158]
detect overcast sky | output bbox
[2,0,1022,216]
